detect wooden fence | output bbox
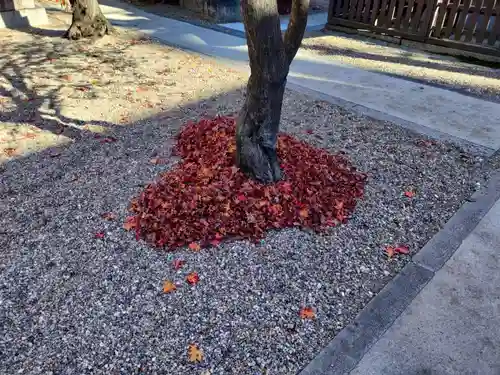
[327,0,500,56]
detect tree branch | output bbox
[283,0,310,65]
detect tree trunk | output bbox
[64,0,112,40]
[236,0,310,183]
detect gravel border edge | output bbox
[298,169,500,375]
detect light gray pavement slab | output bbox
[96,0,500,153]
[348,198,500,375]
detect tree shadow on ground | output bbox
[301,38,500,80]
[0,30,146,143]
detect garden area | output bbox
[1,7,498,375]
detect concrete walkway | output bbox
[94,0,500,154]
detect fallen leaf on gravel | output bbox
[149,158,162,165]
[100,136,117,144]
[123,216,137,231]
[299,306,316,320]
[3,148,17,157]
[163,280,177,293]
[386,245,409,258]
[188,242,201,252]
[94,232,105,239]
[395,245,409,254]
[173,259,185,270]
[404,191,416,198]
[136,87,148,93]
[61,74,72,81]
[76,86,90,92]
[187,343,203,363]
[186,272,200,285]
[24,132,37,139]
[101,212,117,221]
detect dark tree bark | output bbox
[64,0,112,40]
[235,0,309,183]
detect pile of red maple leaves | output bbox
[127,116,366,249]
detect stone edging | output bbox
[298,169,500,375]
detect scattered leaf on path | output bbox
[386,246,395,258]
[404,191,416,198]
[187,343,203,363]
[94,232,105,239]
[163,280,177,293]
[186,272,200,285]
[299,306,316,320]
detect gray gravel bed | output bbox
[0,89,493,375]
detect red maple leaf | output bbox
[299,306,315,319]
[186,272,200,285]
[404,191,416,198]
[173,259,185,270]
[123,216,137,231]
[395,245,409,254]
[94,232,105,239]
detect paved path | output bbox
[97,0,500,154]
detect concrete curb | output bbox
[298,169,500,375]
